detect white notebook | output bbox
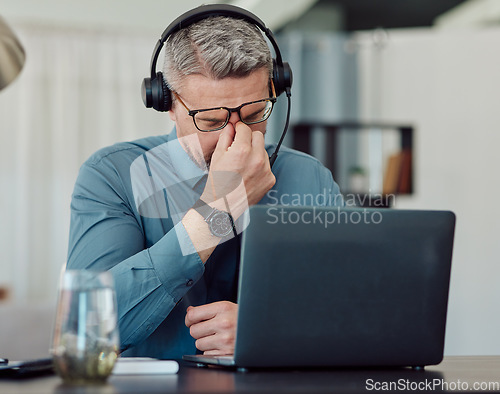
[113,357,179,375]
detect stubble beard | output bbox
[184,143,211,171]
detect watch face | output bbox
[208,211,234,237]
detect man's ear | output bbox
[168,105,176,122]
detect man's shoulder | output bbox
[84,134,170,168]
[265,144,326,169]
[262,144,342,205]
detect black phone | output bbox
[0,358,54,379]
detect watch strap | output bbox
[192,198,215,222]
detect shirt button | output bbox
[186,279,194,287]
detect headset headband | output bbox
[142,3,292,113]
[148,4,284,80]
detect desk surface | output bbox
[0,356,499,393]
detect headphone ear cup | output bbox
[153,72,172,112]
[142,72,172,112]
[141,77,153,108]
[272,59,293,97]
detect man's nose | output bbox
[227,110,241,126]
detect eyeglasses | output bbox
[172,82,277,132]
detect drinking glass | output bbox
[51,270,120,384]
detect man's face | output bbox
[168,68,270,166]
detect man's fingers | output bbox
[185,304,217,327]
[194,335,217,353]
[186,302,238,355]
[195,333,235,355]
[232,121,252,148]
[189,319,217,340]
[214,125,235,155]
[251,130,266,154]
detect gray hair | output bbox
[163,16,272,93]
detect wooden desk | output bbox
[0,356,499,393]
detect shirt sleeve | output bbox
[67,158,205,351]
[318,163,344,207]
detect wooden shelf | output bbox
[291,121,414,208]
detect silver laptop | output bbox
[183,206,455,370]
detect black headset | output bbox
[141,4,292,112]
[141,4,293,167]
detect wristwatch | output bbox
[193,199,235,238]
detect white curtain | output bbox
[0,23,173,302]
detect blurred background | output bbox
[0,0,499,358]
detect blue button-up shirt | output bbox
[67,129,342,359]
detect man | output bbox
[67,10,342,360]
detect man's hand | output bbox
[203,122,276,210]
[185,301,238,356]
